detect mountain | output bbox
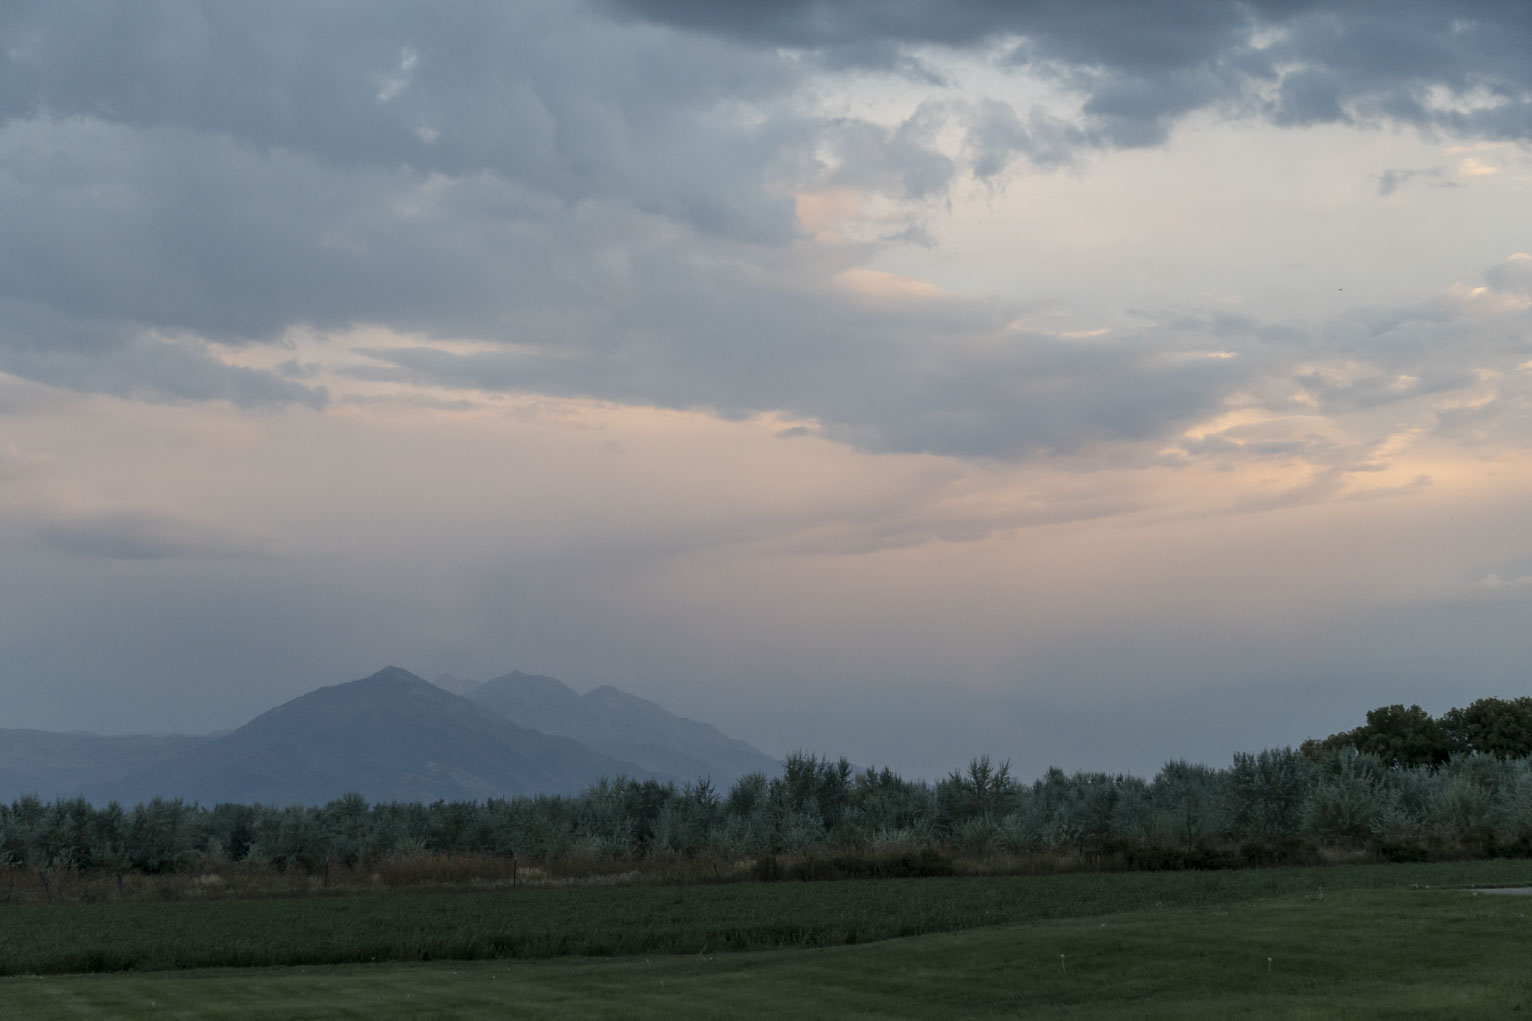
[466,671,781,788]
[1,666,778,805]
[98,667,657,805]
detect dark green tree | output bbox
[1356,704,1450,767]
[1441,698,1532,759]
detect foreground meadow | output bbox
[4,886,1530,1019]
[3,859,1531,975]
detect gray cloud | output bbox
[1485,255,1532,295]
[1417,570,1532,608]
[354,300,1252,460]
[4,0,1531,457]
[1375,167,1451,196]
[0,0,961,416]
[12,337,328,411]
[0,441,51,484]
[612,1,1532,148]
[38,509,278,561]
[769,493,1144,558]
[1289,364,1464,414]
[330,240,1532,462]
[603,1,1272,69]
[966,99,1083,177]
[0,1,803,245]
[822,101,960,200]
[0,299,326,410]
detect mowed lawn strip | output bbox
[4,889,1530,1020]
[1,858,1530,976]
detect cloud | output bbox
[966,98,1083,177]
[0,1,964,410]
[354,317,1252,461]
[1473,572,1532,594]
[1,2,804,245]
[0,299,326,409]
[1289,363,1464,414]
[324,239,1532,465]
[612,1,1532,151]
[12,337,328,411]
[38,509,278,561]
[3,0,1531,461]
[0,441,52,484]
[1413,568,1532,609]
[604,1,1261,71]
[1485,253,1532,295]
[767,491,1143,557]
[1375,167,1449,196]
[1457,157,1500,176]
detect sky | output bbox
[3,0,1532,781]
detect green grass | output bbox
[0,858,1528,977]
[4,887,1530,1019]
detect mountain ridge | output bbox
[1,666,779,804]
[466,670,780,788]
[106,666,663,805]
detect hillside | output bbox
[467,671,781,788]
[100,667,655,805]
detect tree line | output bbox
[5,722,1532,885]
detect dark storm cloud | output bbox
[611,0,1532,145]
[602,0,1275,67]
[0,1,803,244]
[608,0,1284,149]
[4,0,1268,463]
[0,1,812,395]
[0,11,1260,457]
[0,0,921,414]
[4,0,1530,455]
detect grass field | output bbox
[3,858,1531,976]
[4,886,1530,1019]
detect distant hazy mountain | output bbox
[0,730,209,803]
[99,667,657,805]
[467,671,781,788]
[1,666,778,805]
[432,673,481,696]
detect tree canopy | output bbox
[1302,698,1532,766]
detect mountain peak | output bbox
[481,670,580,701]
[96,665,653,804]
[357,665,430,687]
